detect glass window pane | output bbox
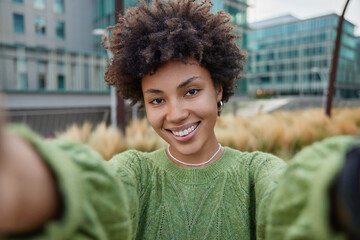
[19,73,28,89]
[13,14,25,34]
[55,21,65,39]
[54,0,65,13]
[33,0,45,10]
[38,74,46,90]
[57,75,65,90]
[12,0,23,4]
[35,16,46,36]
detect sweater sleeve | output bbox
[5,125,132,240]
[265,135,357,240]
[107,150,146,240]
[247,152,287,240]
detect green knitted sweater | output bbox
[6,126,357,240]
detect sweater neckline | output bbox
[151,147,232,184]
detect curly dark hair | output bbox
[104,0,246,105]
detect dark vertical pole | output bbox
[326,0,351,117]
[114,0,126,132]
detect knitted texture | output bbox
[6,126,132,240]
[109,148,286,240]
[266,136,357,240]
[6,126,357,240]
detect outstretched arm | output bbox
[0,123,60,236]
[0,106,131,239]
[266,136,359,240]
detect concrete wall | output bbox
[0,0,95,52]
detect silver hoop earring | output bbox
[217,100,223,116]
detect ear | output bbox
[216,84,223,102]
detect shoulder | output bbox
[291,135,357,165]
[222,147,286,184]
[107,148,164,175]
[225,147,286,170]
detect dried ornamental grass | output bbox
[246,114,286,153]
[56,122,93,143]
[215,115,257,151]
[333,108,360,135]
[58,107,360,161]
[125,119,166,152]
[87,123,126,160]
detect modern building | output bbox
[356,37,360,75]
[246,14,359,99]
[92,0,249,53]
[0,0,249,135]
[211,0,249,94]
[0,0,110,135]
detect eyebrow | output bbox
[144,76,201,94]
[177,76,201,89]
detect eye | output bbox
[150,98,164,105]
[185,89,199,96]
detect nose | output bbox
[166,99,189,123]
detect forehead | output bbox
[141,60,212,90]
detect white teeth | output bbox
[172,124,198,137]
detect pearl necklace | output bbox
[167,143,222,166]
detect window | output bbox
[19,73,28,89]
[13,13,25,34]
[57,75,65,90]
[55,21,65,39]
[37,61,47,90]
[35,16,46,36]
[54,0,64,13]
[12,0,23,4]
[38,74,46,90]
[260,77,270,84]
[84,64,90,90]
[33,0,45,10]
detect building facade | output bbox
[92,0,249,54]
[0,0,108,92]
[246,14,359,99]
[0,0,110,135]
[0,0,249,135]
[211,0,249,94]
[356,37,360,75]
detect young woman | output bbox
[0,0,359,239]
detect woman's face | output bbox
[142,60,222,160]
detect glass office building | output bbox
[356,37,360,76]
[211,0,248,47]
[211,0,249,94]
[247,14,359,99]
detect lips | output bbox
[167,121,200,137]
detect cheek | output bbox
[188,99,218,128]
[194,95,218,117]
[145,107,163,130]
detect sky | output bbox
[247,0,360,36]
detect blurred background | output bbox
[0,0,359,159]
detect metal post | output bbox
[114,0,126,132]
[326,0,351,117]
[92,28,118,128]
[110,87,117,128]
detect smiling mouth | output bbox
[168,122,200,137]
